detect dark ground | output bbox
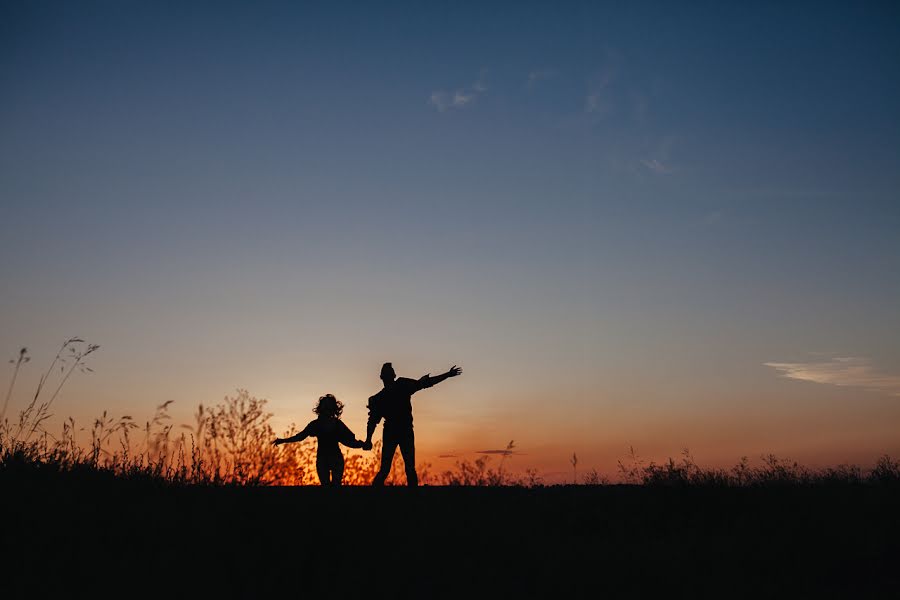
[2,473,898,598]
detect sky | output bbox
[2,1,899,482]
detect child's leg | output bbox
[316,460,331,486]
[333,455,345,486]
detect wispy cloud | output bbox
[640,158,675,174]
[429,70,488,112]
[640,135,677,175]
[472,73,487,92]
[584,53,620,115]
[584,73,613,115]
[765,357,900,396]
[584,94,610,115]
[527,68,556,90]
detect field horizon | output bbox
[4,343,898,488]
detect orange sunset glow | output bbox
[2,3,899,484]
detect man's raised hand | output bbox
[448,365,462,377]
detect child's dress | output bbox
[293,416,364,485]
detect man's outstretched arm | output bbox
[419,365,462,389]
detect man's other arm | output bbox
[363,395,381,450]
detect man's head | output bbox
[380,362,396,384]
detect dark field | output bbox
[3,473,898,598]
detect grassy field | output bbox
[2,468,898,598]
[3,342,899,597]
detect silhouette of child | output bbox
[272,394,365,486]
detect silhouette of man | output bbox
[364,362,462,486]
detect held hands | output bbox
[362,440,373,451]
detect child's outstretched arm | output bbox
[338,421,365,449]
[273,422,313,446]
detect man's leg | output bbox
[398,430,418,487]
[373,431,398,486]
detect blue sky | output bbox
[2,1,899,478]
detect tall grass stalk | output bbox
[2,347,29,423]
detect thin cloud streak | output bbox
[765,357,900,396]
[584,52,619,115]
[640,136,678,175]
[476,449,524,456]
[429,70,488,112]
[640,158,675,175]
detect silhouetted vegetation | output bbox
[0,388,412,486]
[3,341,899,488]
[1,340,421,485]
[614,446,900,487]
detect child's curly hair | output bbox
[313,393,343,418]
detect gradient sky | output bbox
[2,1,899,481]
